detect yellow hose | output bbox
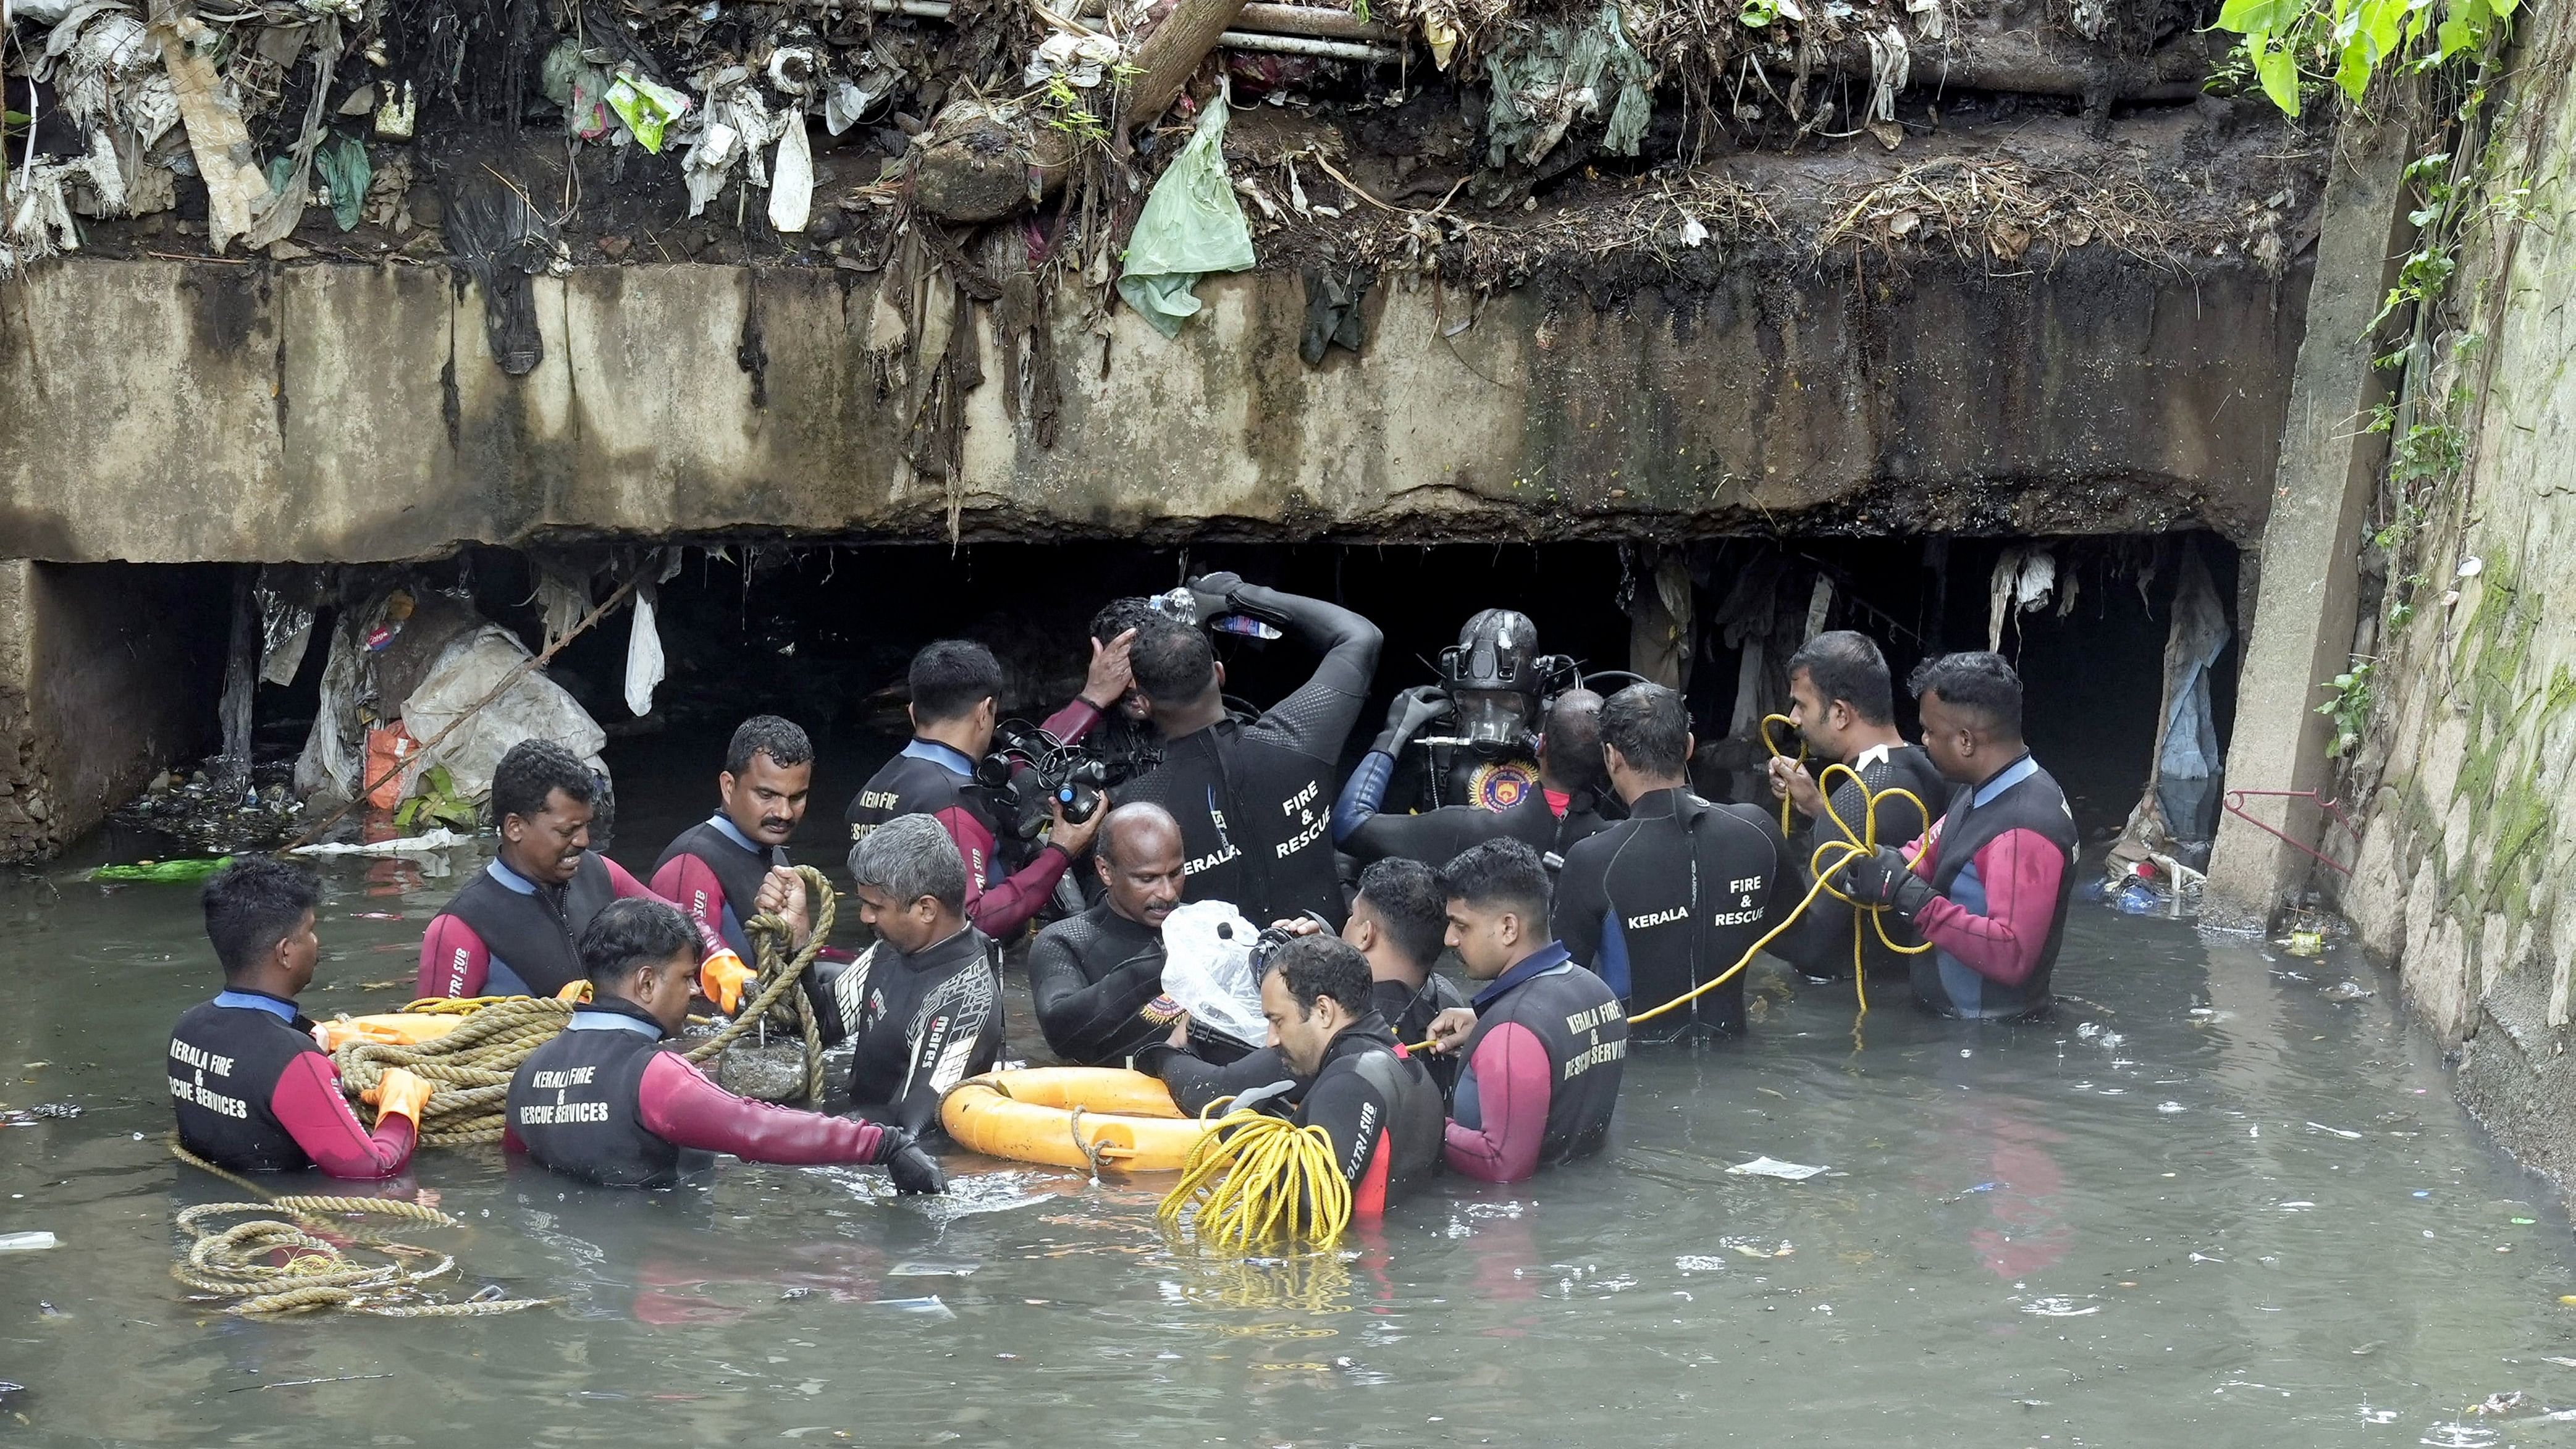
[1760,713,1808,836]
[1157,1105,1353,1251]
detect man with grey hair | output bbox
[834,813,1004,1138]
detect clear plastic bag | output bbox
[1158,900,1268,1049]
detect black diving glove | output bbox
[1185,571,1248,626]
[875,1128,949,1195]
[1372,684,1453,755]
[1843,845,1936,920]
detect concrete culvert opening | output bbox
[15,534,2237,879]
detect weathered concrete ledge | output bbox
[0,255,2306,563]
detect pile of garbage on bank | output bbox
[4,0,2299,297]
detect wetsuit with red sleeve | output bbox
[844,698,1105,941]
[169,989,415,1178]
[504,996,900,1188]
[1900,754,2079,1020]
[418,853,724,1001]
[652,813,781,960]
[1444,942,1626,1185]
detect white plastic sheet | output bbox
[401,624,608,800]
[1158,900,1268,1048]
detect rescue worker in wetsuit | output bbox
[1405,608,1551,813]
[419,740,753,1007]
[1116,573,1383,927]
[1764,632,1950,983]
[830,815,1007,1138]
[1425,838,1626,1183]
[1146,857,1470,1114]
[169,859,432,1178]
[1027,803,1192,1065]
[1334,687,1618,869]
[846,638,1126,942]
[1245,934,1444,1221]
[1552,684,1789,1041]
[1082,598,1169,789]
[652,715,819,964]
[1841,652,2079,1020]
[503,899,947,1193]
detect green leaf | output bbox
[2216,0,2298,35]
[2336,38,2373,99]
[2255,37,2305,114]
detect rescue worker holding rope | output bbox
[170,859,432,1178]
[1237,933,1445,1222]
[504,899,946,1192]
[1841,652,2080,1020]
[651,715,819,965]
[1764,632,1949,983]
[419,741,760,1012]
[1552,684,1790,1042]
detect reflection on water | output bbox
[5,821,2576,1447]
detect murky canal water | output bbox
[4,749,2572,1446]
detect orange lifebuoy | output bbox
[940,1067,1215,1173]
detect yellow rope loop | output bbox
[681,863,837,1102]
[1759,712,1809,836]
[1157,1107,1353,1251]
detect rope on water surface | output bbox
[166,1138,552,1318]
[1157,1105,1353,1251]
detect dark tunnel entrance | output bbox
[116,534,2237,878]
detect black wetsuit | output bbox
[1334,747,1618,868]
[1296,1014,1444,1219]
[1143,973,1467,1115]
[1114,584,1381,928]
[1027,901,1182,1065]
[830,926,1006,1138]
[1553,788,1789,1043]
[1775,742,1950,981]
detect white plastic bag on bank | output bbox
[1159,900,1267,1049]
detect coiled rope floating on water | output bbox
[1156,1105,1353,1251]
[167,1137,552,1317]
[329,865,838,1144]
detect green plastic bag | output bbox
[91,856,234,883]
[315,133,371,232]
[607,73,690,154]
[1116,100,1256,338]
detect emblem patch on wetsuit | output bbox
[1469,760,1539,813]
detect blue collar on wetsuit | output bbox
[486,857,539,894]
[706,812,760,854]
[213,988,297,1022]
[565,996,668,1039]
[1971,753,2040,808]
[1471,941,1575,1010]
[902,738,977,777]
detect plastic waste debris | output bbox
[607,72,691,153]
[2282,929,2325,957]
[288,828,473,857]
[1725,1156,1828,1181]
[0,1103,81,1127]
[1116,97,1256,338]
[0,1232,59,1252]
[90,856,232,883]
[1158,901,1268,1048]
[2323,979,2372,1001]
[2113,881,2163,915]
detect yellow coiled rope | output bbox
[1157,1106,1353,1251]
[167,1137,552,1317]
[1756,715,1935,1017]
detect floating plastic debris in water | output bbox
[889,1261,980,1277]
[0,1103,79,1127]
[2307,1122,2364,1139]
[0,1232,58,1251]
[2020,1296,2102,1317]
[1674,1255,1729,1272]
[2283,930,2325,957]
[2278,1201,2317,1211]
[1727,1156,1828,1181]
[872,1296,956,1319]
[2158,1101,2186,1114]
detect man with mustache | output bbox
[650,716,819,1010]
[1027,803,1194,1065]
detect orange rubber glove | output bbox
[366,1067,434,1128]
[699,949,756,1015]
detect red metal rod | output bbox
[2221,789,2353,875]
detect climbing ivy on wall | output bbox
[2213,0,2517,116]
